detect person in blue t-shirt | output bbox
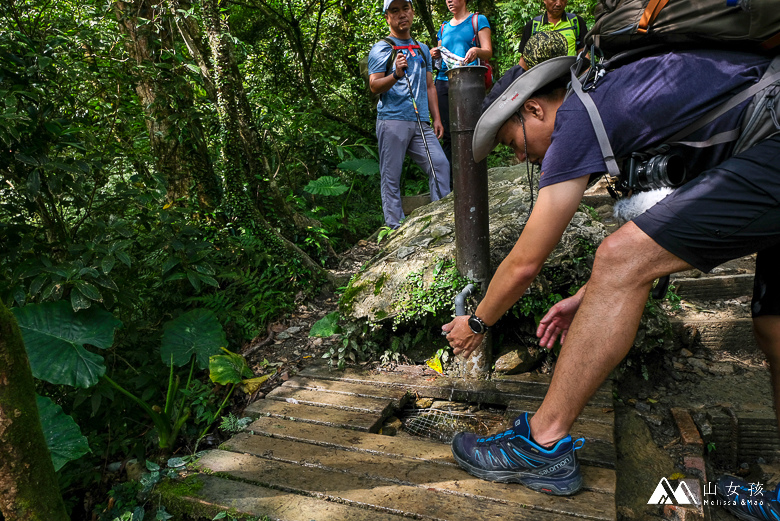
[441,51,780,506]
[429,0,492,167]
[368,0,450,229]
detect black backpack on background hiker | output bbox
[359,38,429,108]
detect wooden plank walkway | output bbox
[161,364,617,520]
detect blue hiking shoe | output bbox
[450,412,585,496]
[716,475,780,521]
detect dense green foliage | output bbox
[0,0,598,516]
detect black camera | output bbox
[618,152,689,195]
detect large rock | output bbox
[339,164,608,326]
[494,344,547,375]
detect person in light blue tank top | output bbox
[429,0,492,167]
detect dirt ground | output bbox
[238,237,776,521]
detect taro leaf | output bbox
[337,158,380,176]
[13,301,121,388]
[309,311,341,337]
[303,176,349,197]
[209,347,253,385]
[160,308,226,369]
[37,395,91,471]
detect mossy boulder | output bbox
[341,164,607,327]
[340,163,675,364]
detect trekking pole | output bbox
[402,71,443,200]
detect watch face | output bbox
[468,315,485,334]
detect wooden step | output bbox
[196,449,615,521]
[242,415,616,488]
[164,367,619,520]
[281,376,411,404]
[223,429,616,495]
[670,317,758,353]
[265,384,400,414]
[159,473,411,520]
[297,364,614,408]
[244,399,385,432]
[671,274,754,302]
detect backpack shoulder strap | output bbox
[666,63,780,145]
[381,37,396,75]
[438,21,446,42]
[566,12,579,38]
[568,65,621,181]
[532,13,544,33]
[472,12,480,47]
[412,38,429,68]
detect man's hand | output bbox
[432,118,444,139]
[430,47,441,60]
[536,290,584,349]
[394,53,408,77]
[442,315,483,358]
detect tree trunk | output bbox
[113,0,221,207]
[413,0,439,46]
[0,302,68,520]
[201,0,335,282]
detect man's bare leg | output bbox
[530,222,693,446]
[753,316,780,435]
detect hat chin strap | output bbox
[519,113,535,220]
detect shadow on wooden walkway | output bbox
[161,364,617,520]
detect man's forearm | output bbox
[474,258,541,326]
[427,81,441,123]
[370,72,402,95]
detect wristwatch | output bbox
[468,314,490,335]
[392,69,402,80]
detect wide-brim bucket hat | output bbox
[472,56,576,162]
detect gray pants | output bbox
[376,119,451,229]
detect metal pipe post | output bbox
[447,65,491,378]
[447,66,490,285]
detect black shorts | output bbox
[633,134,780,317]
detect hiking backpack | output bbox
[585,0,780,57]
[359,38,429,108]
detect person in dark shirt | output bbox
[441,51,780,511]
[518,0,587,58]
